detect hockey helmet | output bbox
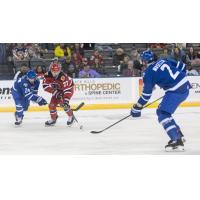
[140,50,154,62]
[50,63,61,77]
[27,70,37,84]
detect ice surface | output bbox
[0,107,199,154]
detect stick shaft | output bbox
[91,96,164,134]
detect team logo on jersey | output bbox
[23,83,28,87]
[61,76,65,81]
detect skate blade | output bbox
[14,124,22,127]
[45,123,56,127]
[165,146,185,152]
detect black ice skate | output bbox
[45,116,58,126]
[67,115,75,126]
[168,129,186,145]
[15,120,22,126]
[14,113,23,126]
[165,139,184,152]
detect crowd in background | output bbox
[0,43,200,80]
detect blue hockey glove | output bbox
[37,96,48,106]
[131,103,143,117]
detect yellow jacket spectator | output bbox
[54,44,72,59]
[54,44,64,57]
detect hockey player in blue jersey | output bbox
[131,50,191,152]
[11,70,47,125]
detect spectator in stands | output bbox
[71,52,83,69]
[6,44,15,73]
[81,57,89,67]
[171,47,186,63]
[66,63,78,78]
[35,65,46,79]
[130,48,141,62]
[90,49,104,66]
[13,64,29,80]
[113,48,126,66]
[122,60,134,77]
[12,43,29,61]
[191,51,200,65]
[119,55,130,74]
[186,64,199,76]
[0,43,6,64]
[133,60,143,76]
[79,57,90,71]
[186,47,196,64]
[39,43,54,51]
[94,44,113,57]
[71,43,84,56]
[54,43,71,61]
[79,64,101,78]
[27,43,44,60]
[149,43,166,49]
[160,48,171,59]
[92,58,105,75]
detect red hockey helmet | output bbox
[50,63,61,77]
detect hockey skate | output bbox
[67,115,75,127]
[14,112,23,126]
[165,139,184,152]
[45,116,58,126]
[168,129,186,145]
[15,119,23,126]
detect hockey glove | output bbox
[62,100,70,111]
[53,90,63,100]
[51,83,59,90]
[36,96,48,106]
[131,103,143,117]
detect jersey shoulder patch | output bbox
[60,75,66,81]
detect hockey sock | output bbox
[15,105,24,120]
[157,110,181,141]
[50,110,58,120]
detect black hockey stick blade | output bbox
[90,130,103,134]
[72,102,85,111]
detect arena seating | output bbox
[1,43,200,80]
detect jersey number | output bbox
[160,64,180,80]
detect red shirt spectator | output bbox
[71,43,84,56]
[35,65,45,79]
[90,49,104,65]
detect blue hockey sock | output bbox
[157,109,180,141]
[15,104,24,119]
[160,118,180,140]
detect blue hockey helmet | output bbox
[140,50,154,62]
[27,70,37,83]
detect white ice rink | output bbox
[0,107,199,154]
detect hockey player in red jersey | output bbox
[43,62,75,126]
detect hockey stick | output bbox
[90,96,164,134]
[57,102,85,111]
[73,114,84,130]
[72,102,85,111]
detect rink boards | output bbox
[0,76,200,112]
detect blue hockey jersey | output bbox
[138,58,191,106]
[12,75,40,102]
